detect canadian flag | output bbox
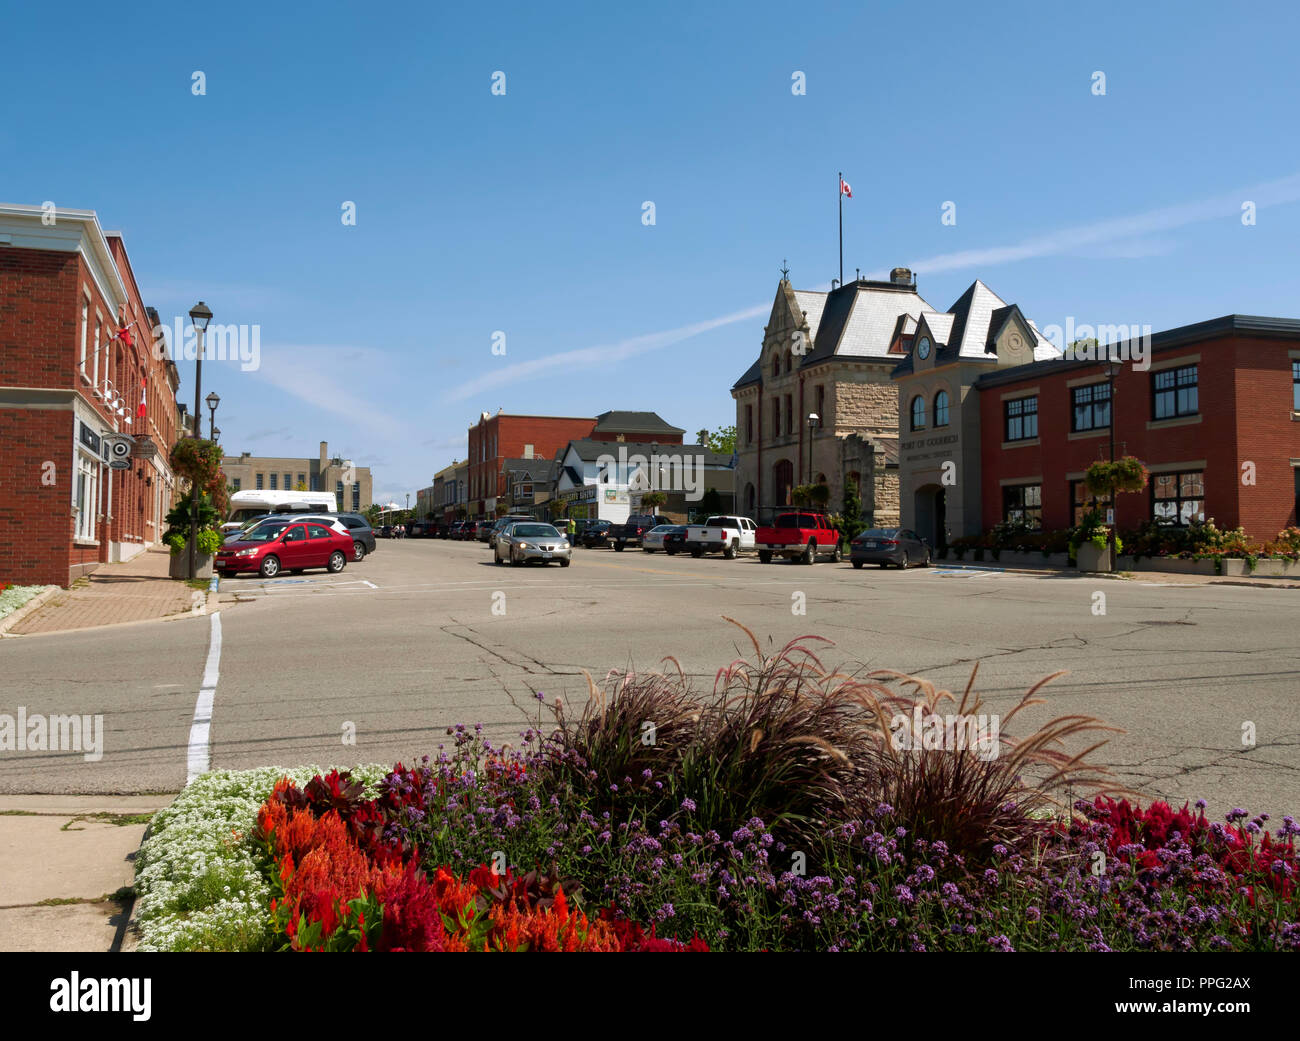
[137,378,147,419]
[840,177,852,198]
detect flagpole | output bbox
[838,171,843,285]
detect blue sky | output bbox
[5,0,1300,503]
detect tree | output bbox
[706,425,737,455]
[641,490,667,514]
[790,484,812,507]
[840,475,865,543]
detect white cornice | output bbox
[0,203,127,312]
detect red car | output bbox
[215,519,352,578]
[755,509,842,564]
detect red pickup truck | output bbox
[755,509,842,564]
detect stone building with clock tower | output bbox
[731,268,935,525]
[890,280,1060,548]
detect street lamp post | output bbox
[1101,358,1122,573]
[187,302,212,580]
[206,391,220,441]
[806,413,819,488]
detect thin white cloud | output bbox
[439,170,1300,402]
[255,345,408,443]
[440,303,771,403]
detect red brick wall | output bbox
[0,409,75,586]
[978,333,1300,539]
[467,415,594,511]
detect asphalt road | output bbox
[2,538,1297,821]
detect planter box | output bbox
[1076,542,1113,573]
[168,545,213,580]
[993,551,1069,569]
[1117,557,1215,576]
[1250,559,1299,577]
[1220,559,1248,577]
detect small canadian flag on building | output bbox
[137,378,147,419]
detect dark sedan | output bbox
[579,519,613,548]
[849,528,931,569]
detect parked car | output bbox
[215,519,353,578]
[612,514,670,552]
[850,528,931,569]
[240,512,373,561]
[755,510,842,564]
[642,524,687,553]
[378,525,394,539]
[579,519,613,549]
[461,521,486,541]
[494,522,572,567]
[685,515,758,559]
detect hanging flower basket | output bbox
[1085,456,1149,498]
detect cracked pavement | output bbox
[1,539,1296,820]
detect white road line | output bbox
[185,611,222,785]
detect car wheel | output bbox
[830,543,842,563]
[723,541,736,560]
[328,551,347,573]
[643,546,652,553]
[260,555,281,578]
[852,560,864,569]
[614,542,624,552]
[802,540,815,565]
[691,547,703,558]
[495,550,504,565]
[758,550,772,564]
[900,551,909,569]
[922,549,931,566]
[353,541,366,562]
[561,557,571,568]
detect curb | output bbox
[0,586,62,637]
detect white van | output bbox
[222,490,338,534]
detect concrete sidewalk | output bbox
[0,794,173,952]
[934,561,1300,589]
[3,549,201,636]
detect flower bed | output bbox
[0,583,53,622]
[138,630,1299,952]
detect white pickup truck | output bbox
[684,515,758,559]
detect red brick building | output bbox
[467,412,596,518]
[974,315,1300,539]
[464,410,686,518]
[0,204,181,586]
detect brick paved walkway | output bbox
[8,549,199,636]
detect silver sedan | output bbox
[494,522,572,567]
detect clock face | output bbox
[917,337,931,360]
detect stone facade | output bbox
[732,276,930,522]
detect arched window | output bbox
[910,395,926,431]
[771,353,781,380]
[773,460,794,505]
[933,390,950,427]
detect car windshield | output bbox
[858,529,900,539]
[775,514,819,529]
[513,524,559,538]
[243,522,291,542]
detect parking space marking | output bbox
[186,611,221,785]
